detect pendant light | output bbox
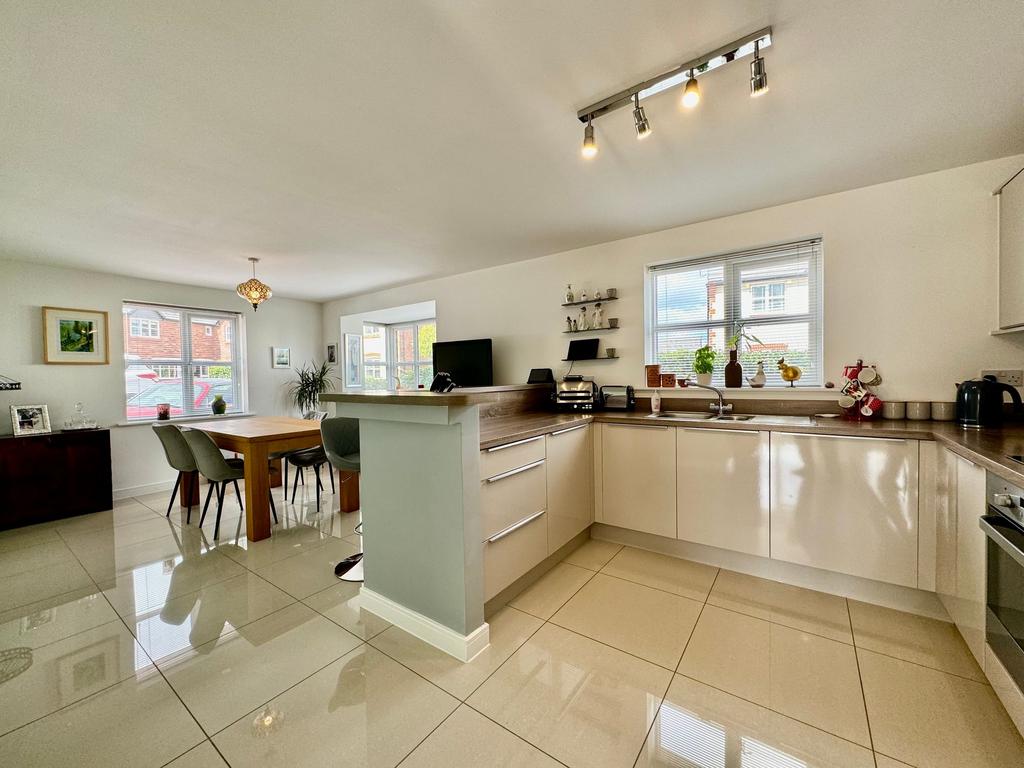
[681,70,701,109]
[581,114,598,159]
[632,93,651,139]
[750,39,768,97]
[236,257,272,311]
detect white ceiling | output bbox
[2,1,1023,301]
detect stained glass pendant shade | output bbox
[236,257,272,311]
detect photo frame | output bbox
[42,307,109,365]
[10,404,51,437]
[271,347,291,369]
[344,333,363,388]
[326,343,337,364]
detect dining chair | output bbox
[182,429,278,539]
[321,417,362,581]
[270,411,329,493]
[152,424,198,522]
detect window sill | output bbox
[116,412,256,428]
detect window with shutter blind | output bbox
[645,239,823,387]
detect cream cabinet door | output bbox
[770,432,920,587]
[676,428,769,556]
[935,446,959,605]
[998,167,1024,329]
[953,455,987,666]
[546,424,594,554]
[600,423,676,538]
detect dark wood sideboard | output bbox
[0,428,113,530]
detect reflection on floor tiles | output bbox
[2,483,1023,768]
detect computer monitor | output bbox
[432,338,493,387]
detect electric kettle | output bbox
[955,375,1023,428]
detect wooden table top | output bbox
[186,416,322,442]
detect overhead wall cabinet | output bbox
[998,167,1024,330]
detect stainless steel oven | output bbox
[980,472,1024,687]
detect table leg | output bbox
[179,471,200,507]
[244,443,272,541]
[338,470,359,513]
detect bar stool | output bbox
[321,417,362,581]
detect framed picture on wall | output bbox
[42,307,109,364]
[10,404,51,437]
[271,347,291,369]
[344,334,363,388]
[326,344,337,364]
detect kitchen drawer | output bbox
[483,510,547,601]
[480,435,545,481]
[480,458,546,540]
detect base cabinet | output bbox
[952,454,987,666]
[600,423,676,538]
[676,428,769,556]
[770,432,919,588]
[546,424,594,554]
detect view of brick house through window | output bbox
[122,303,245,420]
[361,319,436,390]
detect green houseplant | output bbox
[289,360,336,413]
[693,345,716,386]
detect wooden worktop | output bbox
[321,383,552,407]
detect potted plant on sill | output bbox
[693,345,716,386]
[289,360,337,414]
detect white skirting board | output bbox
[359,586,490,662]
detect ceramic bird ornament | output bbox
[777,358,802,387]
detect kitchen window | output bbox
[645,238,823,387]
[122,302,246,420]
[361,319,436,390]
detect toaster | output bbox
[555,377,599,411]
[600,385,636,411]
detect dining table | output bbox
[185,416,323,541]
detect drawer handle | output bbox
[606,423,669,430]
[486,435,543,452]
[779,432,907,444]
[551,424,588,436]
[680,427,759,435]
[486,458,545,483]
[486,509,546,543]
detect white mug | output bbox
[857,366,881,386]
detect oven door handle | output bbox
[980,515,1024,569]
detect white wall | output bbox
[0,259,323,495]
[323,155,1024,402]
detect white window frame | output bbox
[389,320,435,389]
[129,317,160,338]
[123,302,247,421]
[645,239,823,387]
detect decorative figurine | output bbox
[571,319,578,332]
[594,290,602,300]
[578,305,589,331]
[777,358,803,387]
[746,361,767,388]
[591,302,604,329]
[565,284,575,303]
[579,290,587,302]
[565,316,573,332]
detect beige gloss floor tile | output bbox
[873,756,914,768]
[849,599,984,681]
[562,538,622,571]
[302,580,390,640]
[370,605,542,699]
[129,573,295,662]
[401,705,562,768]
[858,648,1024,768]
[678,604,870,746]
[550,572,702,669]
[158,602,361,733]
[0,619,146,736]
[0,557,95,613]
[0,586,116,650]
[0,538,79,579]
[164,741,228,767]
[213,522,337,569]
[708,569,853,643]
[54,502,162,536]
[73,527,216,583]
[601,546,718,600]
[0,521,63,553]
[64,516,182,560]
[100,549,247,618]
[468,623,672,768]
[254,536,359,599]
[507,562,593,619]
[636,674,875,768]
[213,644,458,768]
[0,671,205,768]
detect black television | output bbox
[432,338,493,387]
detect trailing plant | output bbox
[289,360,336,413]
[693,345,716,375]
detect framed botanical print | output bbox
[42,307,109,364]
[344,333,363,388]
[11,404,51,437]
[326,344,337,364]
[272,347,291,369]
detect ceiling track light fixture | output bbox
[632,93,651,139]
[574,26,771,153]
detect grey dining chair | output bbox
[152,424,198,522]
[270,411,328,494]
[182,429,278,539]
[321,417,362,581]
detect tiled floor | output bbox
[2,483,1023,768]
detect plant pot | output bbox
[211,395,227,415]
[696,373,713,386]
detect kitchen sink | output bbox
[711,414,754,421]
[645,412,815,426]
[645,411,715,421]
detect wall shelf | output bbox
[561,295,618,308]
[561,356,619,361]
[563,326,618,334]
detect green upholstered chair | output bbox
[152,424,198,521]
